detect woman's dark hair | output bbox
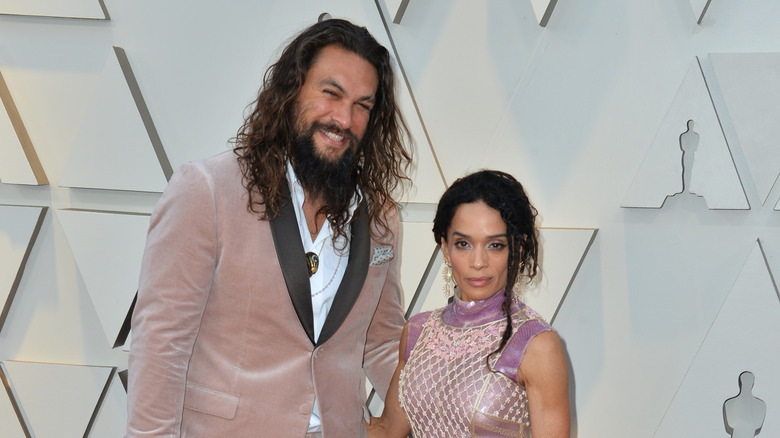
[432,169,539,363]
[232,18,411,241]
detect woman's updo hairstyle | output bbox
[432,169,540,359]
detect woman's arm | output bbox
[367,322,412,438]
[518,330,571,438]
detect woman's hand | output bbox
[365,416,380,434]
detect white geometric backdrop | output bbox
[1,1,779,437]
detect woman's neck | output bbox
[442,291,507,328]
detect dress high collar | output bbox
[441,291,508,328]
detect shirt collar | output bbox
[284,161,362,245]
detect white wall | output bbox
[1,0,779,436]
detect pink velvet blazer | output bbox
[127,151,404,437]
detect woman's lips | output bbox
[466,277,491,287]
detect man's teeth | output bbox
[322,129,344,142]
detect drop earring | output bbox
[442,261,455,298]
[512,262,527,298]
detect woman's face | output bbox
[441,201,509,302]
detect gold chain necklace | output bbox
[311,251,344,297]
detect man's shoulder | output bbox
[172,150,241,182]
[366,199,400,242]
[192,149,240,172]
[162,150,247,205]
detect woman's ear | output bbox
[440,238,449,263]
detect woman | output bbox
[368,170,570,437]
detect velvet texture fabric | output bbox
[127,151,405,437]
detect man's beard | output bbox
[290,121,361,215]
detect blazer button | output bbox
[299,404,310,414]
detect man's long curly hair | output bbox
[432,170,540,364]
[232,18,412,241]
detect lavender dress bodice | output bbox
[399,292,552,437]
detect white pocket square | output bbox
[370,245,393,266]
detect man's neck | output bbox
[302,192,327,241]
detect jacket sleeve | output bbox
[126,162,218,437]
[362,206,406,400]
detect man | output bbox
[126,18,412,437]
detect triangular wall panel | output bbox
[0,105,36,185]
[89,373,127,438]
[0,0,108,19]
[710,52,780,206]
[1,361,113,438]
[530,0,559,27]
[653,240,780,437]
[56,209,149,348]
[395,84,447,204]
[0,205,47,333]
[371,5,447,203]
[398,219,439,310]
[688,0,712,24]
[413,246,448,315]
[59,47,169,193]
[382,1,543,191]
[522,228,598,323]
[623,57,748,210]
[380,0,409,24]
[0,70,47,185]
[0,370,27,438]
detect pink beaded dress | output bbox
[399,291,552,437]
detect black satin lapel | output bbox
[317,201,370,346]
[269,184,315,344]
